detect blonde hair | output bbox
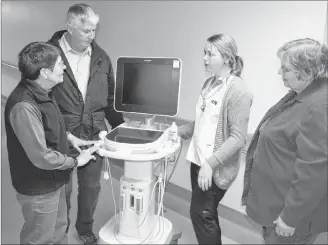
[67,3,99,28]
[207,34,243,77]
[277,38,328,82]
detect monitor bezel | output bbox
[114,56,181,117]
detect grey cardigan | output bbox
[180,75,253,189]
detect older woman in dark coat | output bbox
[242,38,328,244]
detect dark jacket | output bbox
[242,78,328,234]
[5,80,71,195]
[48,31,124,153]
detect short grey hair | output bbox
[67,3,99,28]
[277,38,328,82]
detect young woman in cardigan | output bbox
[178,34,253,245]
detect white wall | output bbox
[325,6,328,45]
[1,1,327,213]
[2,1,327,132]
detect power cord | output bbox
[164,140,183,191]
[106,164,163,245]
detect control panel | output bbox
[119,177,153,216]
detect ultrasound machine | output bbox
[93,57,182,244]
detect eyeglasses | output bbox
[280,66,292,73]
[280,62,293,73]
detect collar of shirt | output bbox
[60,33,92,57]
[216,74,231,81]
[202,76,225,97]
[295,77,327,102]
[212,74,231,87]
[22,79,51,102]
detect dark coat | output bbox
[242,78,328,234]
[48,31,124,152]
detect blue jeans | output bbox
[16,185,67,245]
[66,155,103,235]
[262,226,319,244]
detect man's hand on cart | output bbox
[67,132,97,153]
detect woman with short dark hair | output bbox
[5,41,98,244]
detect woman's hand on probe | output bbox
[75,146,99,167]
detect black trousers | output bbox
[190,163,227,245]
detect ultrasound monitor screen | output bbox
[115,57,181,116]
[122,64,172,107]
